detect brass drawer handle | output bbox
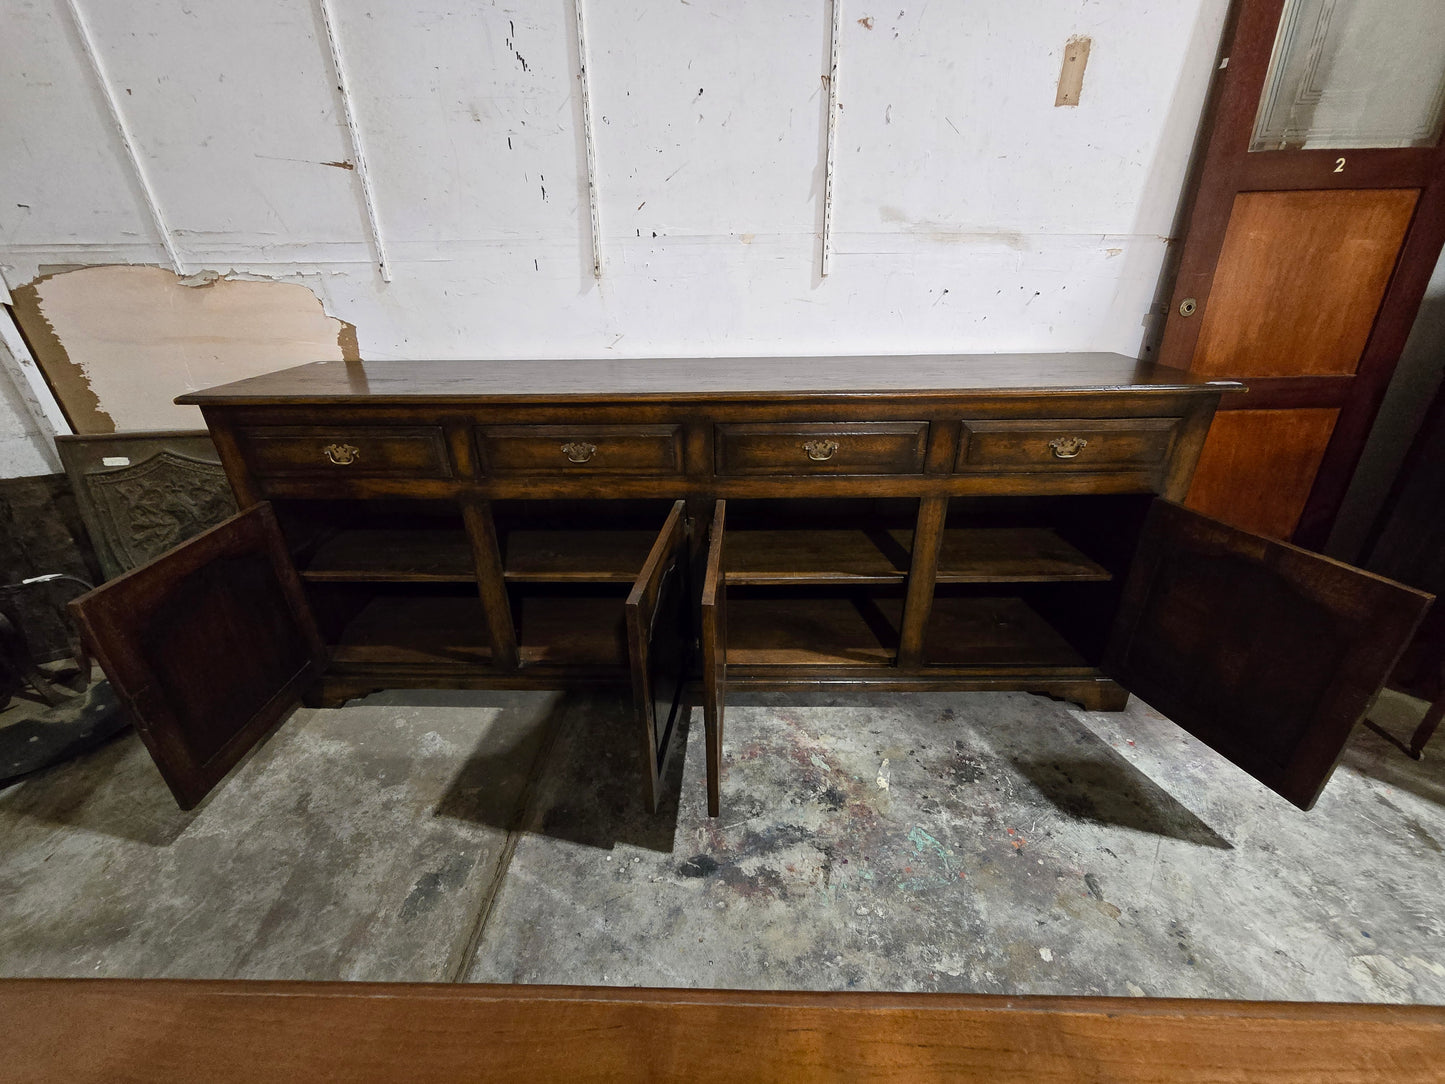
[803,439,840,461]
[322,442,360,466]
[1048,436,1088,460]
[561,441,597,464]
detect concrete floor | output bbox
[1,685,1442,1001]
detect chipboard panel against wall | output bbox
[0,0,1230,442]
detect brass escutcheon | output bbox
[322,442,360,466]
[1048,436,1088,460]
[561,441,597,463]
[803,439,840,461]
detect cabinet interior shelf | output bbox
[516,595,630,666]
[329,594,492,668]
[934,527,1111,584]
[502,525,1110,586]
[726,595,900,667]
[302,528,475,583]
[923,596,1088,669]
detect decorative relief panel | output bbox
[56,432,238,580]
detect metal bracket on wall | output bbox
[820,0,843,277]
[573,0,604,281]
[315,0,393,284]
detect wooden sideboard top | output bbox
[177,353,1245,405]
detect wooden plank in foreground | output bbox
[4,981,1445,1083]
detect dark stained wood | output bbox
[935,529,1111,583]
[330,593,492,668]
[235,424,453,478]
[502,529,660,582]
[897,496,947,667]
[136,353,1423,816]
[1220,375,1354,410]
[460,500,519,670]
[701,501,726,817]
[726,594,899,667]
[1190,189,1419,378]
[301,528,475,581]
[924,597,1089,669]
[9,980,1445,1084]
[517,595,628,667]
[626,501,692,812]
[1184,408,1338,537]
[477,424,683,475]
[956,417,1180,473]
[724,527,909,584]
[68,504,325,809]
[1106,500,1431,809]
[178,354,1240,404]
[715,421,928,476]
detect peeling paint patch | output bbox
[14,266,353,432]
[9,279,112,434]
[337,320,361,362]
[1055,36,1092,107]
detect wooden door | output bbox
[700,501,727,817]
[625,500,693,813]
[1157,0,1445,546]
[1105,499,1430,809]
[69,503,325,809]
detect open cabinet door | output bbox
[70,503,325,810]
[626,500,692,813]
[1105,500,1431,809]
[700,501,726,817]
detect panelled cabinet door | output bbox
[69,503,325,810]
[1105,500,1431,809]
[700,501,727,818]
[626,500,692,813]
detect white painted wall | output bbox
[0,358,58,477]
[0,292,64,478]
[0,0,1232,465]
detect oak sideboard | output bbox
[71,355,1431,817]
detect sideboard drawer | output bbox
[955,417,1179,472]
[236,425,453,478]
[715,422,928,476]
[477,425,684,475]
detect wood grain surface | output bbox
[1185,408,1339,537]
[1191,189,1419,378]
[177,354,1238,404]
[5,980,1444,1084]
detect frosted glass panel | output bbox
[1251,0,1445,151]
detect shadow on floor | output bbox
[1009,752,1232,848]
[1340,720,1445,812]
[0,727,199,847]
[432,689,687,854]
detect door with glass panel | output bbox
[1156,0,1445,547]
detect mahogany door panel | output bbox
[1184,408,1338,537]
[69,503,325,809]
[1191,189,1419,377]
[626,500,692,813]
[1106,499,1430,810]
[1157,0,1445,546]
